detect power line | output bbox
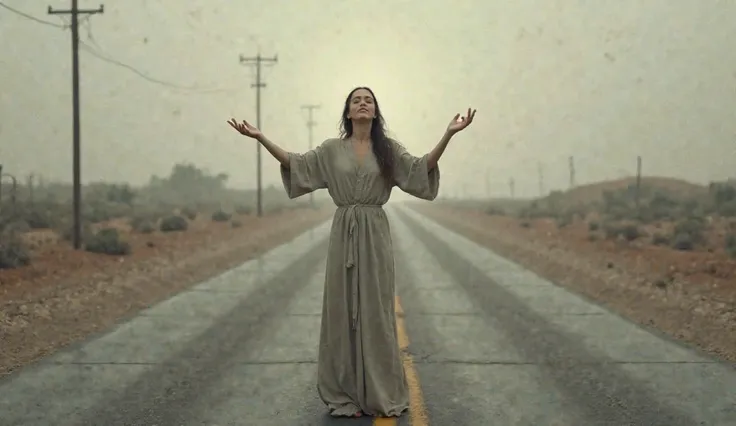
[79,15,103,51]
[78,41,232,93]
[3,1,241,94]
[76,18,236,93]
[239,52,278,217]
[48,0,105,250]
[0,1,66,28]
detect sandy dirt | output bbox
[412,202,736,363]
[0,206,333,376]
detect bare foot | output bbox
[328,406,364,418]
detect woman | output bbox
[227,87,475,418]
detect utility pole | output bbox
[537,162,545,197]
[239,52,278,217]
[48,1,104,250]
[509,177,515,198]
[485,169,491,198]
[635,155,642,209]
[27,173,35,203]
[301,104,321,208]
[568,156,576,189]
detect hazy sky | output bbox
[2,0,735,198]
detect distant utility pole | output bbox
[48,1,105,250]
[569,155,576,188]
[27,173,35,203]
[485,169,491,198]
[509,177,515,198]
[239,52,278,217]
[301,104,320,207]
[537,162,545,197]
[635,155,642,209]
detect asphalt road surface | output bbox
[1,204,735,426]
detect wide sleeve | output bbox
[391,139,440,201]
[280,139,330,199]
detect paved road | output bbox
[1,204,735,426]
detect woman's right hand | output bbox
[227,118,263,140]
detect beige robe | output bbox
[280,137,440,417]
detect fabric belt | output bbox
[337,203,384,330]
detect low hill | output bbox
[557,176,708,206]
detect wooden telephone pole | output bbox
[537,162,545,197]
[239,52,278,217]
[48,1,105,249]
[509,177,515,198]
[569,155,576,189]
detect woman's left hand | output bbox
[446,108,476,134]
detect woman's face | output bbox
[347,88,376,121]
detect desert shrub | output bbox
[556,213,572,229]
[129,215,157,233]
[56,220,93,242]
[84,227,131,255]
[710,182,736,205]
[671,233,695,251]
[0,231,31,269]
[159,215,188,232]
[82,203,112,223]
[486,206,506,216]
[601,190,632,219]
[137,221,156,233]
[23,208,54,229]
[180,206,197,220]
[640,192,679,222]
[211,210,231,222]
[588,221,600,231]
[603,223,620,240]
[518,201,553,219]
[678,198,703,218]
[1,204,52,231]
[672,217,706,246]
[725,234,736,258]
[620,224,641,241]
[1,219,30,234]
[707,182,736,217]
[651,233,670,246]
[105,184,135,205]
[601,222,640,241]
[129,209,165,229]
[717,200,736,217]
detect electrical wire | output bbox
[0,1,67,28]
[78,40,232,93]
[80,16,103,51]
[3,1,243,94]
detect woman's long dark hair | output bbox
[339,86,395,184]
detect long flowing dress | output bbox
[280,137,440,417]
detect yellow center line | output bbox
[374,296,429,426]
